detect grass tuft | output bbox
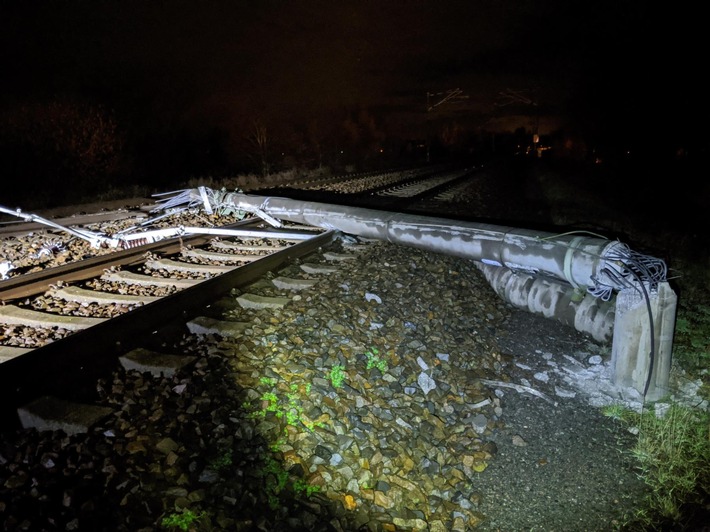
[160,508,207,531]
[672,295,710,377]
[605,402,710,529]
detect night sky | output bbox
[0,0,704,199]
[2,2,642,114]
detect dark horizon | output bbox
[0,1,706,207]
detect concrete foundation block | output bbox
[611,282,677,401]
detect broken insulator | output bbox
[34,240,66,258]
[120,237,150,249]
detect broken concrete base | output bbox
[611,282,677,401]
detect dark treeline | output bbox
[1,2,705,210]
[2,91,705,212]
[0,92,539,210]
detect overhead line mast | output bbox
[426,88,469,112]
[425,88,469,162]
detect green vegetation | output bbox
[293,478,321,497]
[365,347,388,373]
[160,509,207,531]
[245,375,326,510]
[603,402,710,529]
[248,378,324,433]
[263,456,320,510]
[601,403,633,422]
[269,433,287,453]
[329,365,346,388]
[582,187,710,531]
[672,299,710,377]
[264,456,290,510]
[209,451,232,472]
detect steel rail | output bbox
[0,229,338,429]
[0,209,151,238]
[0,218,313,301]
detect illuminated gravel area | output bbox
[7,165,705,530]
[0,235,648,531]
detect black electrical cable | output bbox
[503,231,665,395]
[590,245,662,397]
[633,274,656,397]
[610,252,658,397]
[590,245,667,300]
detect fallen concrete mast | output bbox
[162,189,677,401]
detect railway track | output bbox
[0,158,573,433]
[0,166,486,419]
[0,204,372,428]
[0,164,486,428]
[256,162,483,211]
[369,167,475,200]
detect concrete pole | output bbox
[611,282,677,401]
[476,263,616,343]
[224,193,636,293]
[164,189,678,400]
